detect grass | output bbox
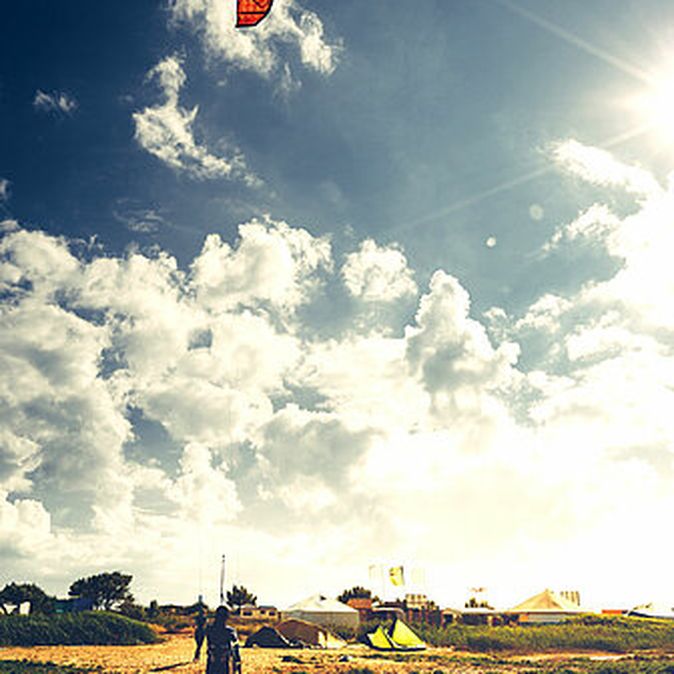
[0,612,159,646]
[404,616,674,653]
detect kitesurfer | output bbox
[206,606,241,674]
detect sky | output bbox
[2,0,674,611]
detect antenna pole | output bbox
[219,554,226,605]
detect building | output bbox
[235,604,279,620]
[507,588,585,624]
[346,597,373,622]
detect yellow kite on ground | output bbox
[390,619,426,650]
[365,619,426,651]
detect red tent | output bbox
[237,0,274,27]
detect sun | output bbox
[628,59,674,144]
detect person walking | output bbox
[206,606,241,674]
[193,607,207,661]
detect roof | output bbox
[509,589,583,613]
[286,594,358,614]
[347,598,373,609]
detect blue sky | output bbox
[2,0,674,609]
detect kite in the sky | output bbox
[236,0,274,27]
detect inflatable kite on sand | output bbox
[365,619,426,651]
[237,0,274,27]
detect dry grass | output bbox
[0,634,670,674]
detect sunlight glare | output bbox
[630,59,674,144]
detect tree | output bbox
[337,586,374,604]
[0,582,55,614]
[226,585,257,610]
[465,596,493,609]
[69,571,133,611]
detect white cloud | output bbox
[552,139,661,197]
[3,171,674,609]
[0,492,54,556]
[113,206,165,233]
[169,443,241,523]
[33,90,78,116]
[190,216,332,313]
[133,55,256,183]
[0,179,9,202]
[342,239,417,302]
[542,203,621,254]
[406,270,520,419]
[169,0,341,78]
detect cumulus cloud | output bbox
[190,216,332,313]
[33,90,78,116]
[133,55,256,183]
[341,239,417,303]
[169,0,341,78]
[0,492,54,557]
[552,139,661,197]
[541,203,620,254]
[3,170,674,608]
[406,270,520,420]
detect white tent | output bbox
[628,602,674,620]
[283,594,359,629]
[507,589,584,624]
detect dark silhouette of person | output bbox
[206,605,241,674]
[193,607,207,661]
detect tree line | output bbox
[0,576,378,618]
[0,572,133,614]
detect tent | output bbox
[627,603,674,620]
[507,589,584,624]
[245,626,294,648]
[365,619,426,651]
[277,618,346,649]
[283,595,359,630]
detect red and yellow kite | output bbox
[237,0,274,27]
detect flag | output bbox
[389,565,405,586]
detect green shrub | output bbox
[408,615,674,653]
[0,612,159,646]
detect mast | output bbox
[219,554,226,606]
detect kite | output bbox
[237,0,274,27]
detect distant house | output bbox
[235,604,279,620]
[441,608,461,626]
[370,604,405,622]
[506,588,584,624]
[346,597,373,622]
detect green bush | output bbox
[408,615,674,653]
[0,612,159,646]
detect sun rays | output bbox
[396,0,665,234]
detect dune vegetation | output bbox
[0,612,159,647]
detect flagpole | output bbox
[219,554,226,605]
